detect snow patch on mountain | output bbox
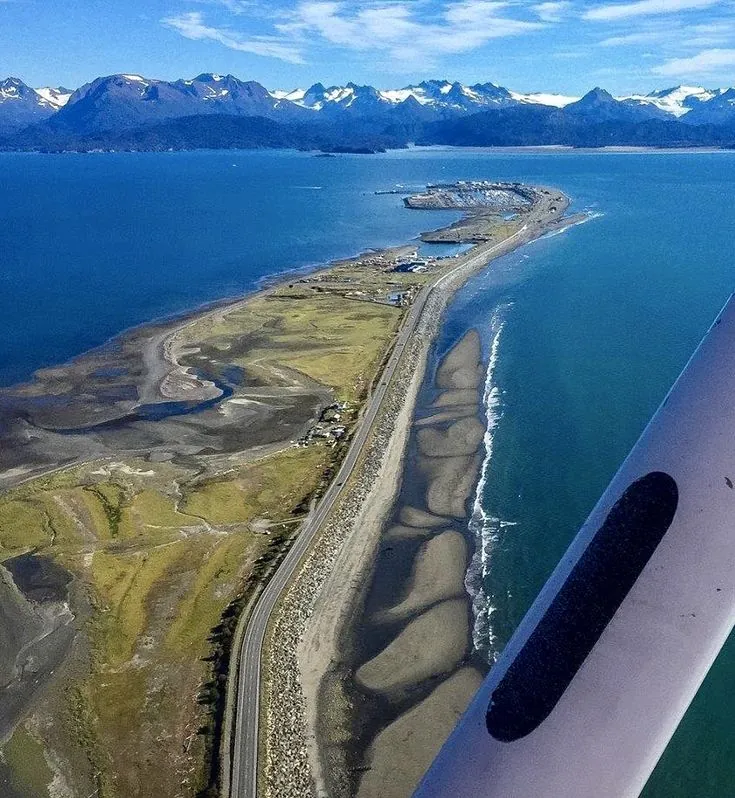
[271,80,516,112]
[5,72,735,141]
[0,78,24,102]
[620,86,722,117]
[270,89,303,101]
[35,87,72,109]
[510,91,579,108]
[378,88,425,104]
[269,81,732,118]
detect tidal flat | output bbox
[315,331,489,798]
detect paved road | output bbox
[228,223,535,798]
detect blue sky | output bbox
[2,0,735,93]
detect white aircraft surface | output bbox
[415,294,735,798]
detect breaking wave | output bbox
[465,302,515,662]
[542,209,604,239]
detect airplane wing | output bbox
[414,294,735,798]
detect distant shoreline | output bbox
[3,144,734,157]
[407,144,734,154]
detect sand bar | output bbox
[356,667,484,798]
[372,530,468,624]
[417,417,485,458]
[414,406,479,426]
[423,453,483,518]
[435,330,483,390]
[355,599,470,697]
[431,388,481,408]
[398,506,452,528]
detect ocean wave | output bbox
[465,302,514,661]
[541,209,604,239]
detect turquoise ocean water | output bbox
[2,148,735,794]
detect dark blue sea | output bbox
[3,147,735,795]
[0,150,463,387]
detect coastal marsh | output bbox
[2,723,54,798]
[0,246,412,796]
[0,443,332,797]
[181,288,404,402]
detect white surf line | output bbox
[465,302,512,661]
[540,209,602,239]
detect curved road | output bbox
[228,220,543,798]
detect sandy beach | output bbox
[253,184,586,798]
[343,330,488,795]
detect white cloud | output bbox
[686,21,735,46]
[599,30,667,45]
[191,0,255,13]
[164,0,546,68]
[598,15,734,49]
[584,0,721,22]
[280,0,543,64]
[533,1,572,22]
[162,11,305,63]
[653,47,735,74]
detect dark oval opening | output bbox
[486,470,679,743]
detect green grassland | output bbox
[1,723,54,798]
[0,254,424,797]
[180,261,426,403]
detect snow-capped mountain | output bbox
[386,80,516,111]
[621,85,723,118]
[509,90,579,108]
[0,77,37,104]
[565,87,670,123]
[273,79,519,115]
[271,83,358,110]
[35,86,73,109]
[0,77,60,134]
[47,73,308,135]
[4,73,735,149]
[269,80,735,122]
[274,82,388,115]
[678,88,735,125]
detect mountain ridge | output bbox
[2,73,735,151]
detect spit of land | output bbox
[0,180,581,798]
